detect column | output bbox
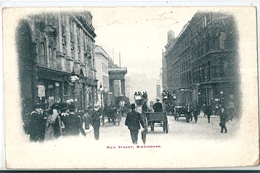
[79,29,86,75]
[73,22,80,74]
[56,12,64,71]
[109,79,114,96]
[121,79,125,96]
[65,15,72,73]
[61,82,64,102]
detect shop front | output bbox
[200,81,238,112]
[37,66,97,111]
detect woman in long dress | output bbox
[44,104,60,141]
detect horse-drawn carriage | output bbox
[174,105,193,123]
[102,108,121,126]
[134,92,168,133]
[145,112,168,133]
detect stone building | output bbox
[107,57,127,106]
[163,11,239,109]
[17,11,98,116]
[162,30,177,91]
[94,45,109,107]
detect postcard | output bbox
[3,7,259,169]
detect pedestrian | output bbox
[204,105,212,123]
[45,103,61,141]
[219,107,228,133]
[61,103,86,136]
[28,104,47,142]
[82,109,91,130]
[89,104,102,140]
[193,105,200,123]
[153,99,163,112]
[125,104,146,145]
[186,104,192,123]
[142,101,149,113]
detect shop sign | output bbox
[38,85,45,97]
[180,88,192,92]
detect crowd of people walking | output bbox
[24,102,103,142]
[24,97,235,144]
[174,103,235,133]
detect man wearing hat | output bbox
[28,104,46,142]
[61,103,85,136]
[153,99,163,112]
[89,104,102,140]
[125,104,145,144]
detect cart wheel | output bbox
[165,124,169,133]
[186,116,190,123]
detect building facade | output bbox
[107,57,127,106]
[164,12,239,109]
[163,30,177,91]
[94,45,109,107]
[17,11,98,116]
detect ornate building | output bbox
[107,57,127,105]
[163,12,239,109]
[17,11,97,116]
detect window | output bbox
[219,32,226,49]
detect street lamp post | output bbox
[100,84,103,108]
[99,83,104,125]
[70,68,79,109]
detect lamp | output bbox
[70,68,79,108]
[100,83,103,108]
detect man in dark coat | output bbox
[89,104,102,140]
[185,103,193,123]
[28,104,46,142]
[125,104,145,144]
[204,105,212,123]
[61,103,86,136]
[193,105,200,123]
[153,99,163,112]
[219,107,228,133]
[142,101,149,113]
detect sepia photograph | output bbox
[3,6,259,169]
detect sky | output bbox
[90,7,198,78]
[89,7,198,101]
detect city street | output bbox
[16,112,243,169]
[89,113,239,146]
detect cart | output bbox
[174,105,187,121]
[103,108,121,126]
[145,112,168,133]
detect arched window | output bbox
[40,41,47,66]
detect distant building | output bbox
[162,30,177,92]
[94,45,109,107]
[17,11,97,116]
[107,57,127,106]
[164,11,239,109]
